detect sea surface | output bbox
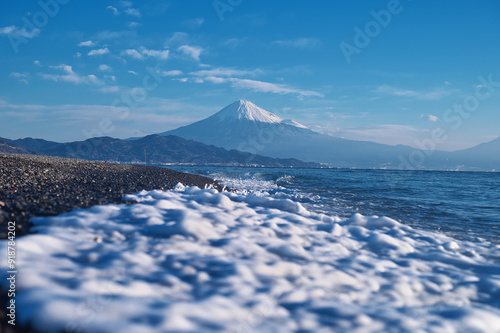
[167,166,500,245]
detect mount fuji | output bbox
[161,100,416,168]
[161,100,499,170]
[162,100,317,150]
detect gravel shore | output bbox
[0,153,222,332]
[0,153,221,239]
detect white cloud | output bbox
[106,6,119,15]
[87,75,101,85]
[124,8,141,17]
[99,64,112,72]
[41,65,103,85]
[128,22,141,28]
[122,49,143,60]
[177,45,203,61]
[204,76,225,84]
[161,70,183,76]
[165,32,190,47]
[50,64,73,74]
[374,85,418,97]
[427,115,439,122]
[373,85,453,100]
[10,72,28,78]
[421,114,439,122]
[190,67,261,77]
[78,40,95,47]
[184,18,204,29]
[108,4,141,17]
[128,70,138,75]
[229,78,323,97]
[34,60,41,66]
[0,25,40,39]
[0,26,16,35]
[121,48,169,60]
[273,38,321,48]
[176,64,321,98]
[141,49,169,60]
[88,48,110,56]
[10,72,29,84]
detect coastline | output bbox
[1,157,500,331]
[0,153,221,332]
[0,153,221,239]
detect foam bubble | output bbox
[1,185,500,332]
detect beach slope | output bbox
[0,153,220,238]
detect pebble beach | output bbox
[0,153,221,332]
[0,153,221,239]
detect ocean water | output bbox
[167,166,500,246]
[3,166,500,332]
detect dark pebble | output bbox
[0,153,221,239]
[0,153,222,333]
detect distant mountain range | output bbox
[437,137,500,170]
[1,135,319,168]
[0,138,28,154]
[2,100,498,171]
[162,100,499,171]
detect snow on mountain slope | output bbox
[161,100,412,167]
[214,100,283,123]
[161,100,316,152]
[160,100,499,169]
[280,118,309,129]
[212,100,309,129]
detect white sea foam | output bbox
[209,171,279,194]
[2,185,500,332]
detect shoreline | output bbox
[0,153,221,239]
[1,155,500,331]
[0,153,221,332]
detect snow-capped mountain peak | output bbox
[161,100,316,155]
[214,100,283,124]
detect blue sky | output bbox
[1,0,499,151]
